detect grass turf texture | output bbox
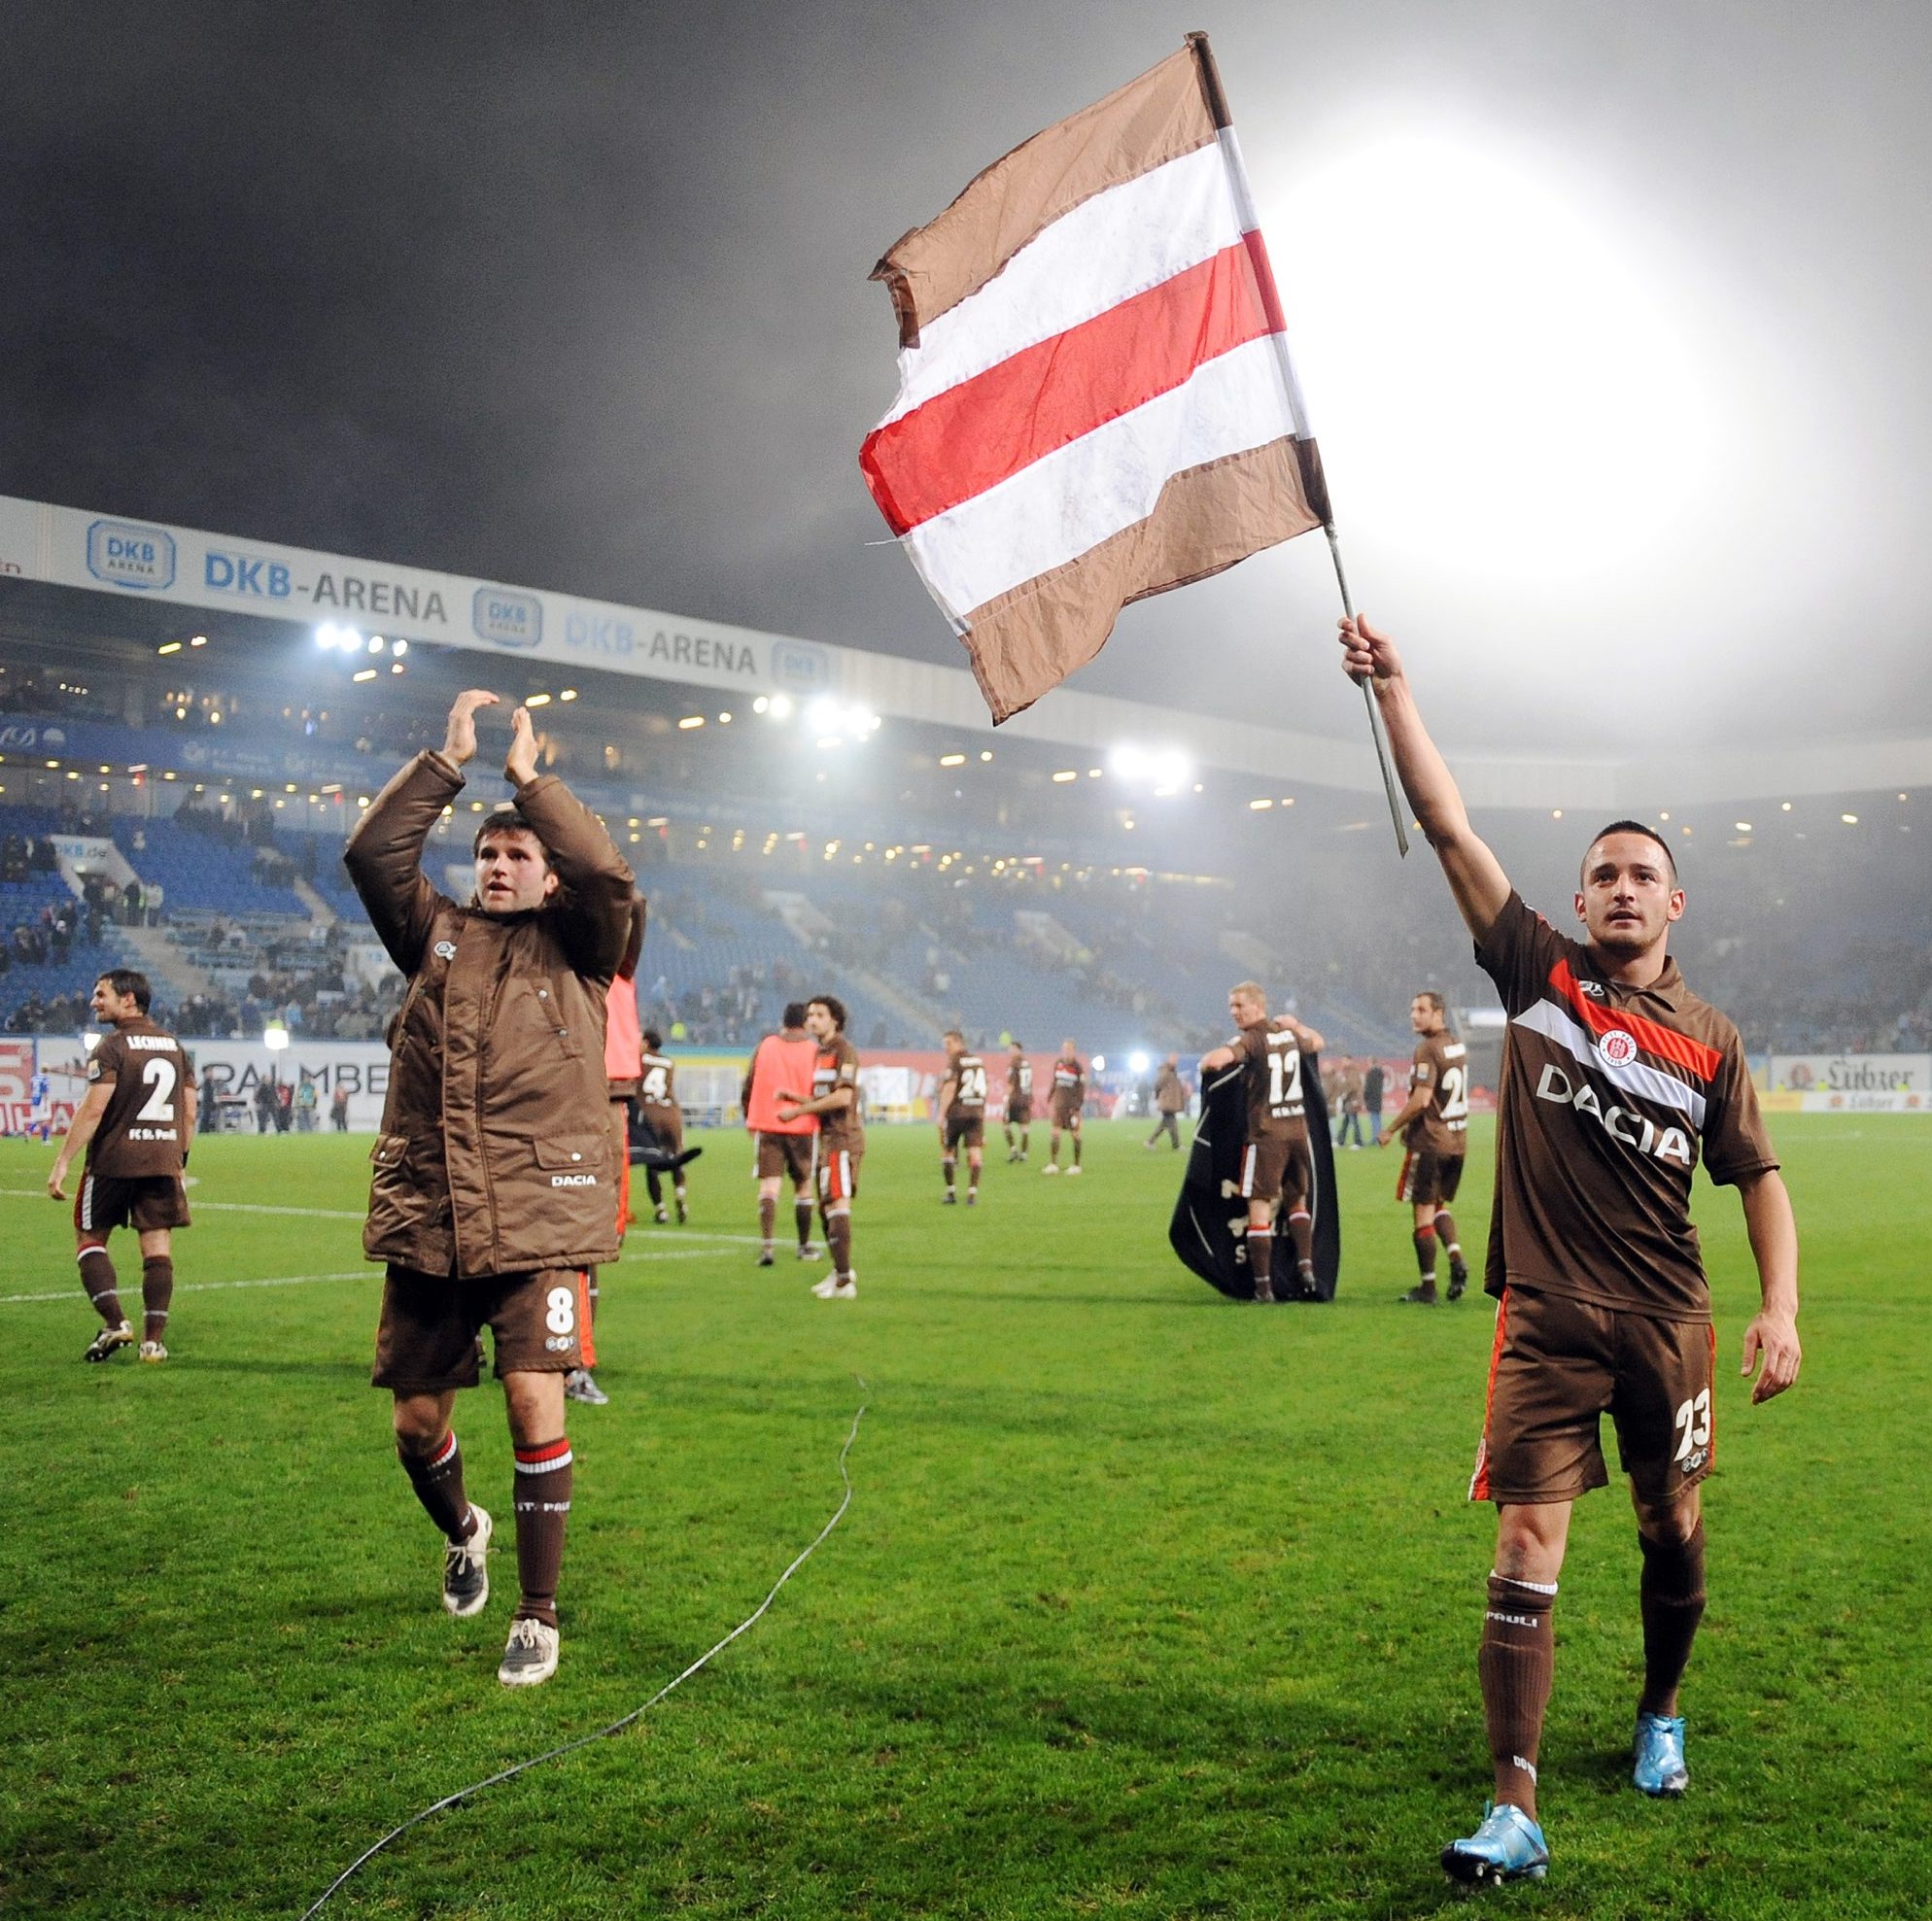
[1,1115,1926,1919]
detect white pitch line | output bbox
[0,1186,365,1220]
[0,1270,369,1306]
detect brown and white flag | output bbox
[861,36,1329,723]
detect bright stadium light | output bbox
[1091,1054,1107,1072]
[768,694,794,720]
[1109,743,1193,795]
[1128,1050,1150,1075]
[263,1022,291,1051]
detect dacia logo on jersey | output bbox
[433,942,457,960]
[1535,1063,1692,1164]
[550,1172,599,1186]
[1597,1028,1639,1068]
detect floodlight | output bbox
[1129,1050,1150,1074]
[1092,1054,1107,1072]
[263,1023,291,1051]
[769,695,794,719]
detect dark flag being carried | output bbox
[1170,1053,1341,1301]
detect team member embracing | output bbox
[346,689,637,1689]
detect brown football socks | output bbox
[1412,1225,1437,1282]
[1480,1572,1558,1821]
[512,1438,573,1628]
[400,1428,476,1543]
[758,1194,776,1251]
[794,1195,813,1249]
[140,1254,174,1343]
[1434,1210,1464,1266]
[825,1206,853,1278]
[1072,1136,1082,1167]
[1638,1521,1707,1717]
[942,1154,956,1191]
[1019,1127,1029,1155]
[77,1246,123,1327]
[1247,1229,1274,1300]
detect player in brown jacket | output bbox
[346,689,637,1690]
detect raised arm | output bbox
[1271,1012,1325,1054]
[1338,617,1512,944]
[503,706,637,982]
[344,690,492,971]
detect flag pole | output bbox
[1187,31,1409,857]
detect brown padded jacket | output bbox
[345,750,638,1279]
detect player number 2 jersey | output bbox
[86,1020,191,1179]
[1477,892,1777,1321]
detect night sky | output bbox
[5,2,1928,751]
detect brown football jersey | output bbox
[86,1019,192,1179]
[813,1035,865,1155]
[947,1052,988,1122]
[1049,1058,1085,1113]
[1234,1023,1312,1143]
[1404,1034,1471,1156]
[1478,892,1777,1321]
[638,1050,678,1115]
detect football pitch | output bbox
[3,1115,1927,1919]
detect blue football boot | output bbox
[1633,1712,1689,1797]
[1440,1801,1550,1885]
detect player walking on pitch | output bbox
[637,1028,689,1223]
[50,970,194,1362]
[1339,616,1801,1886]
[347,690,636,1689]
[936,1030,986,1204]
[776,994,863,1299]
[1379,992,1472,1303]
[742,1006,821,1265]
[1042,1040,1086,1174]
[1003,1040,1033,1161]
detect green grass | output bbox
[2,1114,1926,1918]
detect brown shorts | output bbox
[1397,1149,1465,1208]
[1470,1286,1717,1507]
[638,1103,684,1156]
[755,1131,816,1185]
[817,1145,861,1204]
[1238,1133,1311,1209]
[1050,1102,1082,1130]
[944,1114,984,1152]
[76,1171,190,1235]
[1005,1099,1031,1124]
[371,1264,584,1391]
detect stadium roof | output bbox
[5,491,1928,811]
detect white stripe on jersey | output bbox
[1512,997,1708,1129]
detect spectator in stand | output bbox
[1364,1060,1387,1143]
[330,1082,352,1131]
[294,1077,320,1132]
[254,1079,280,1134]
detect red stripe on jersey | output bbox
[1548,959,1722,1084]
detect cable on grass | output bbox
[301,1392,868,1918]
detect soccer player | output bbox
[28,1066,54,1142]
[347,689,636,1690]
[49,969,194,1363]
[637,1028,689,1223]
[1335,1059,1367,1149]
[1145,1052,1188,1149]
[1339,615,1802,1887]
[776,994,863,1300]
[1003,1039,1034,1161]
[1198,986,1325,1303]
[936,1030,987,1204]
[1042,1039,1086,1174]
[1378,992,1472,1304]
[742,1004,820,1265]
